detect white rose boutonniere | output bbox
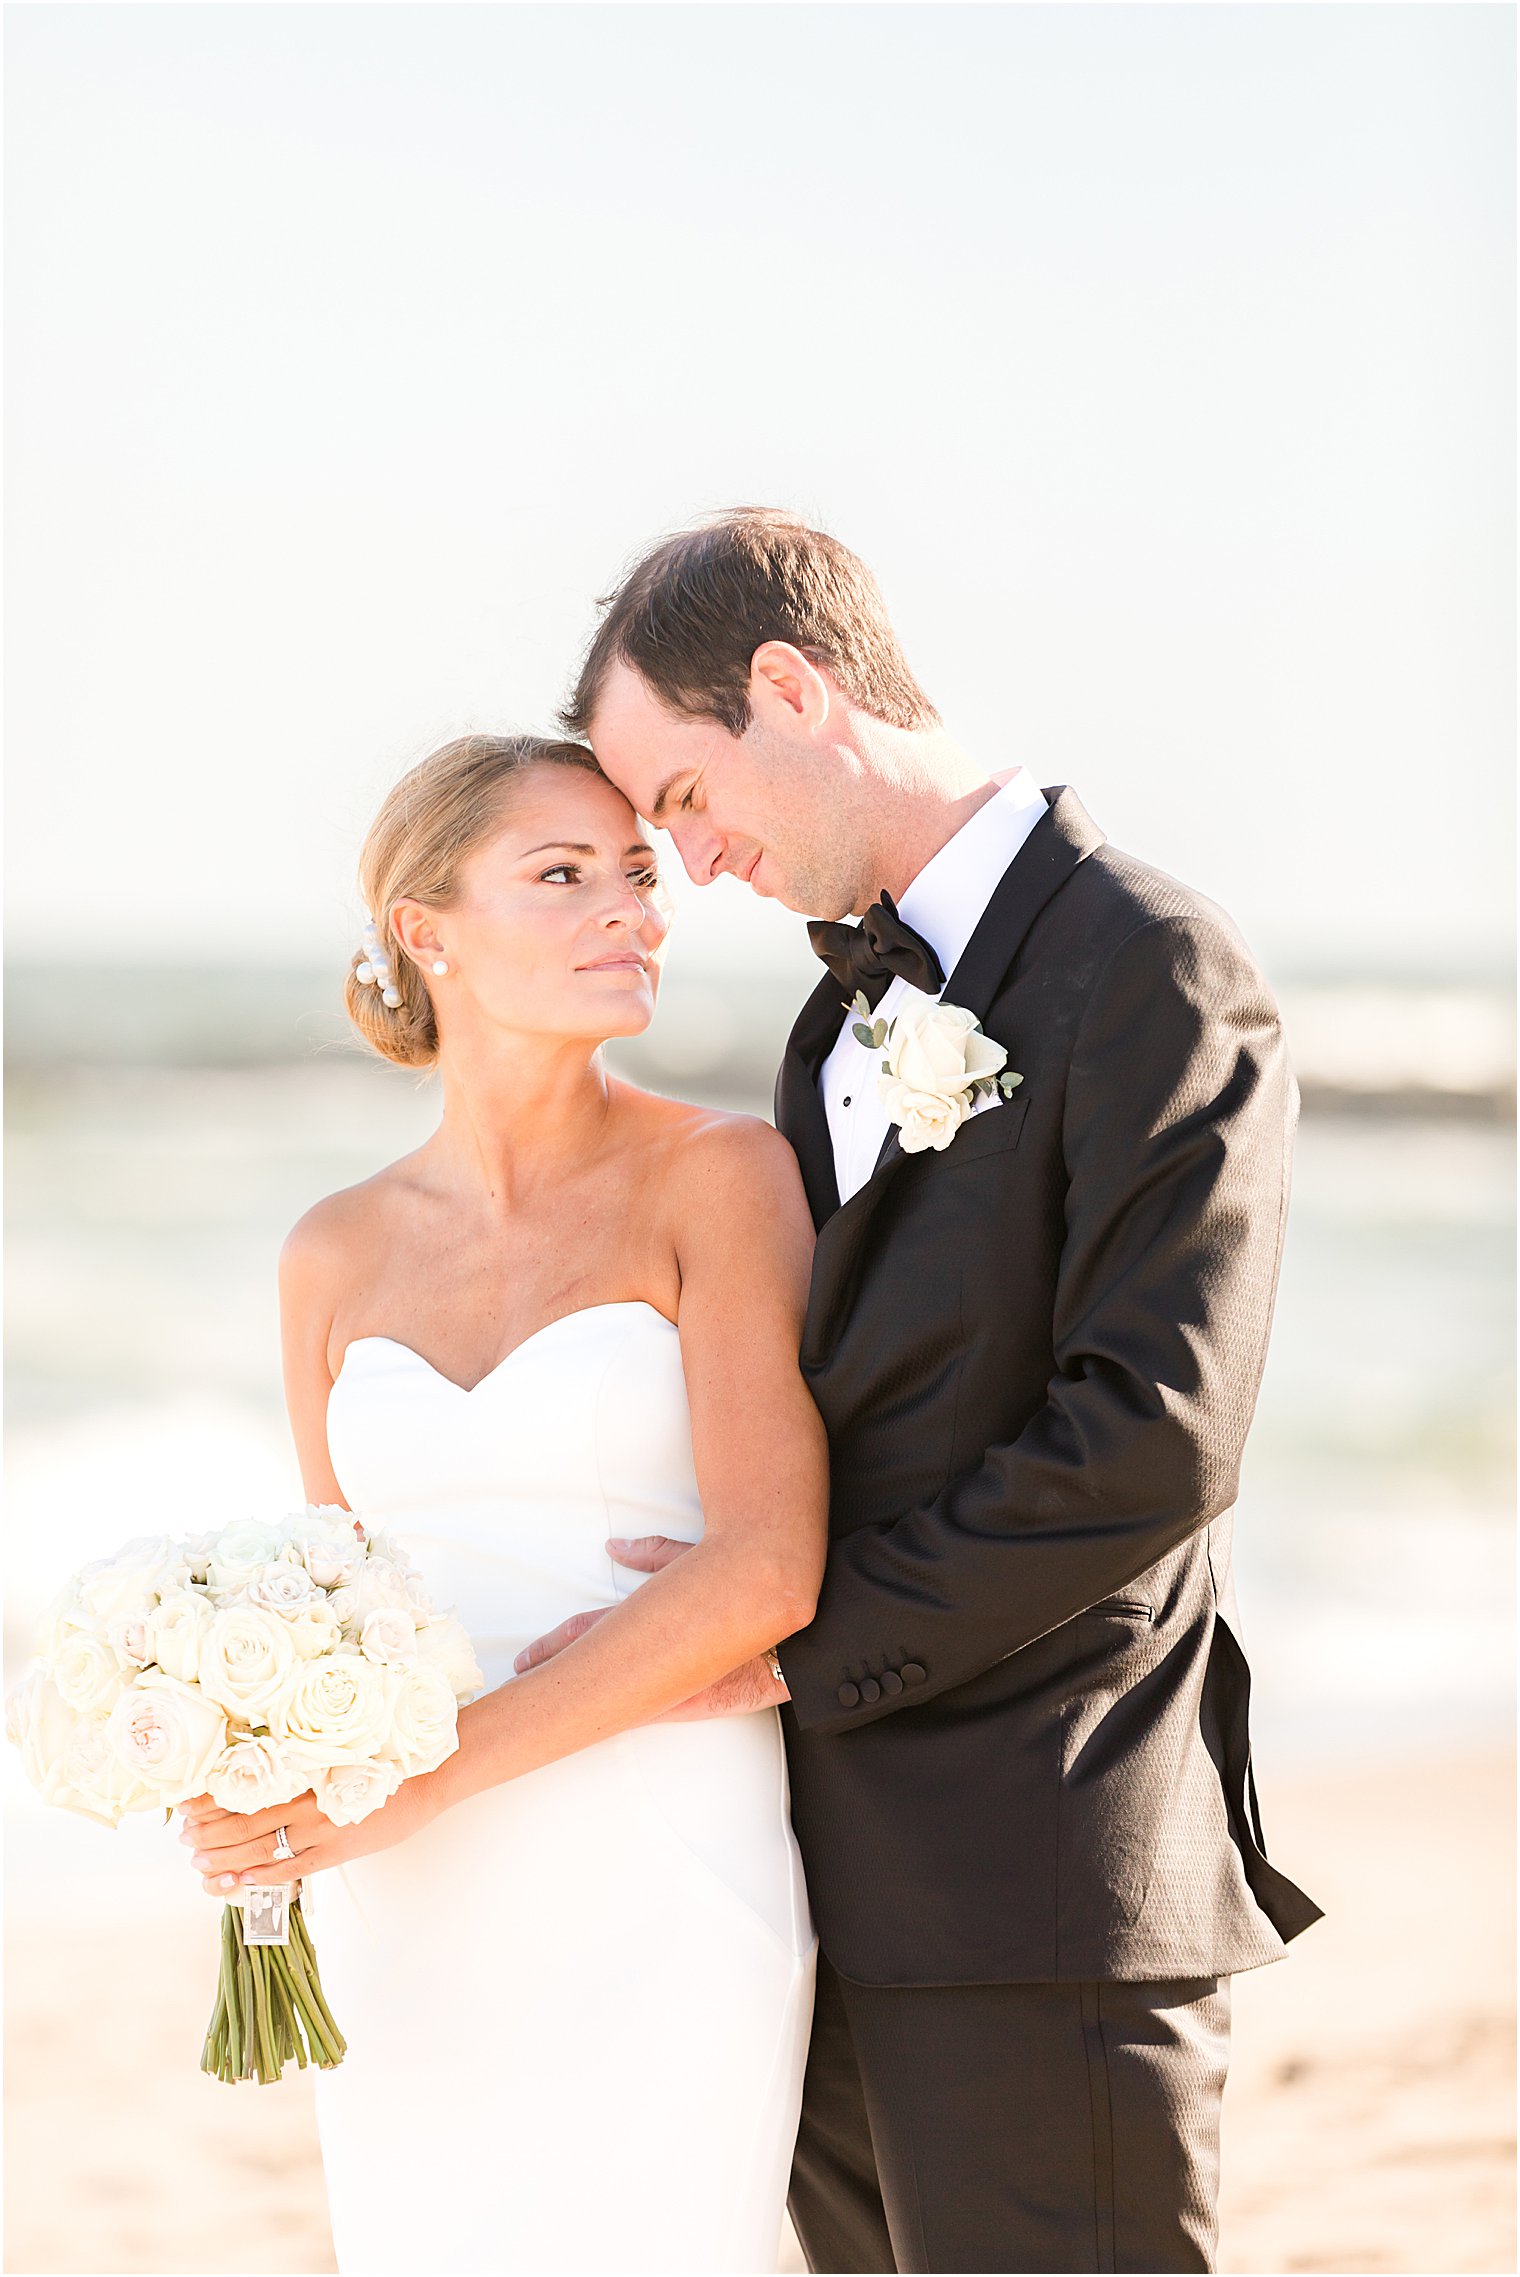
[852,985,1024,1156]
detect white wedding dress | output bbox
[315,1301,817,2276]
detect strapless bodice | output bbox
[325,1301,702,1692]
[313,1298,816,2275]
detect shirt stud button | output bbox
[843,1095,852,1107]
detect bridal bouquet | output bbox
[7,1507,483,2083]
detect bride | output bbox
[178,732,825,2275]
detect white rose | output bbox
[360,1528,412,1569]
[364,1539,436,1630]
[287,1510,364,1590]
[150,1587,217,1684]
[105,1671,228,1804]
[7,1669,117,1821]
[63,1713,160,1824]
[397,1564,435,1616]
[329,1561,415,1635]
[884,991,1008,1097]
[205,1733,310,1815]
[379,1660,461,1777]
[314,1757,402,1826]
[275,1651,391,1762]
[105,1611,155,1669]
[359,1532,434,1606]
[358,1607,419,1667]
[52,1631,132,1716]
[10,1666,70,1777]
[414,1615,485,1701]
[285,1596,345,1661]
[181,1532,219,1585]
[206,1519,285,1598]
[877,1076,974,1154]
[34,1580,91,1664]
[197,1606,298,1721]
[244,1562,320,1618]
[76,1534,181,1626]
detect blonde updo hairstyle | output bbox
[346,732,607,1070]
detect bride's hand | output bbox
[179,1773,445,1895]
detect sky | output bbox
[6,2,1514,984]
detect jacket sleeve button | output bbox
[880,1669,904,1695]
[901,1662,927,1685]
[858,1678,881,1703]
[837,1682,861,1708]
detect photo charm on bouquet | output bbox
[241,1882,292,1946]
[5,1508,484,2083]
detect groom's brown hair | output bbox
[562,508,939,741]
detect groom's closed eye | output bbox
[648,772,699,822]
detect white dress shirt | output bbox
[818,769,1049,1204]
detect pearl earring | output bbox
[431,960,449,976]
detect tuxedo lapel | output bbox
[776,787,1106,1270]
[853,786,1108,1189]
[805,787,1107,1319]
[774,968,847,1229]
[938,786,1107,1025]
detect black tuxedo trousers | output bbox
[771,790,1320,2272]
[790,1951,1230,2275]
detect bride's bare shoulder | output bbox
[615,1085,808,1230]
[279,1157,422,1293]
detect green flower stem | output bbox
[200,1892,347,2083]
[251,1948,275,2083]
[284,1902,347,2060]
[268,1953,308,2070]
[236,1920,259,2078]
[221,1906,244,2079]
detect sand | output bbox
[5,1751,1513,2277]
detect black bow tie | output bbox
[807,891,947,1009]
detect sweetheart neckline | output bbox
[332,1300,678,1399]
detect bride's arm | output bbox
[434,1116,828,1766]
[183,1120,828,1894]
[277,1200,352,1512]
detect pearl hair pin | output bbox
[353,918,405,1009]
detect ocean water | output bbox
[5,1062,1513,1790]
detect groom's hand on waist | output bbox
[512,1536,790,1715]
[511,1538,691,1672]
[606,1534,694,1573]
[512,1606,613,1673]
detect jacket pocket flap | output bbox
[930,1091,1030,1168]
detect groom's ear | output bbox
[748,641,833,735]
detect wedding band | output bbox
[272,1824,295,1862]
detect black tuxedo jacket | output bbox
[772,788,1322,1987]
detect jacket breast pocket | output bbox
[934,1090,1030,1169]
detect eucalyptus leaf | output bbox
[872,1021,889,1048]
[851,1023,876,1047]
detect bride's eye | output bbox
[628,866,661,891]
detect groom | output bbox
[540,510,1321,2274]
